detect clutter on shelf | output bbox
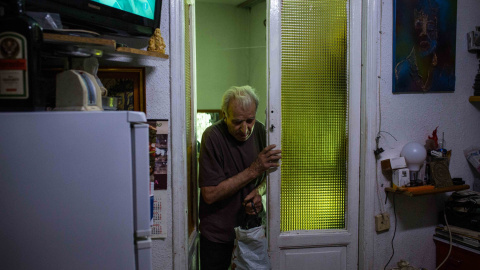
[382,127,458,190]
[464,146,480,174]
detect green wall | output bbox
[196,2,266,123]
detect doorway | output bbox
[188,1,361,269]
[193,1,268,269]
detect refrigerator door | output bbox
[136,238,153,270]
[131,123,151,238]
[0,111,150,270]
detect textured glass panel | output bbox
[185,3,195,235]
[280,0,348,231]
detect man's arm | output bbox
[201,144,281,205]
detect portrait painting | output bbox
[393,0,457,93]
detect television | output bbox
[25,0,162,37]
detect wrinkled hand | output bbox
[243,188,263,215]
[250,144,282,176]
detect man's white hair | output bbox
[221,85,259,118]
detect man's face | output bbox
[224,99,256,142]
[414,9,438,56]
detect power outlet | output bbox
[375,213,390,232]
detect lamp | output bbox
[400,142,427,186]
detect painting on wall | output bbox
[97,67,146,112]
[393,0,457,93]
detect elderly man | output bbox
[198,85,281,270]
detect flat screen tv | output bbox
[25,0,161,37]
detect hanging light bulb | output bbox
[400,142,427,186]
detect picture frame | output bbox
[147,119,168,190]
[97,67,146,113]
[393,0,457,93]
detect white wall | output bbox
[249,2,267,124]
[104,0,173,268]
[373,0,480,269]
[196,2,251,110]
[196,2,267,122]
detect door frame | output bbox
[171,0,189,269]
[170,0,377,268]
[359,0,381,269]
[267,0,362,269]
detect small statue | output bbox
[147,28,166,54]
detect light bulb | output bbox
[400,142,427,186]
[400,142,427,171]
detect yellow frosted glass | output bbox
[185,4,195,235]
[280,0,348,231]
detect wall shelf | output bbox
[469,96,480,102]
[385,185,470,197]
[44,33,169,59]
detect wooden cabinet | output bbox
[434,237,480,270]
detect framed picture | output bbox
[393,0,457,93]
[147,119,168,190]
[97,67,146,113]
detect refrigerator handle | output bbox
[131,123,152,238]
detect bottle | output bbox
[0,0,43,111]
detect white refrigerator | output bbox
[0,111,152,270]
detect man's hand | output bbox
[243,188,263,215]
[249,144,282,176]
[201,145,281,205]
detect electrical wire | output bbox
[436,211,453,270]
[378,130,398,142]
[378,1,383,135]
[384,194,397,270]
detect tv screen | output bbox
[92,0,155,20]
[26,0,161,37]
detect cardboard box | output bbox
[392,168,410,188]
[390,157,407,169]
[381,157,407,173]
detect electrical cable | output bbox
[378,130,398,142]
[384,194,397,270]
[435,210,453,270]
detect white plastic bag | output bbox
[231,225,271,270]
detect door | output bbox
[267,0,362,269]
